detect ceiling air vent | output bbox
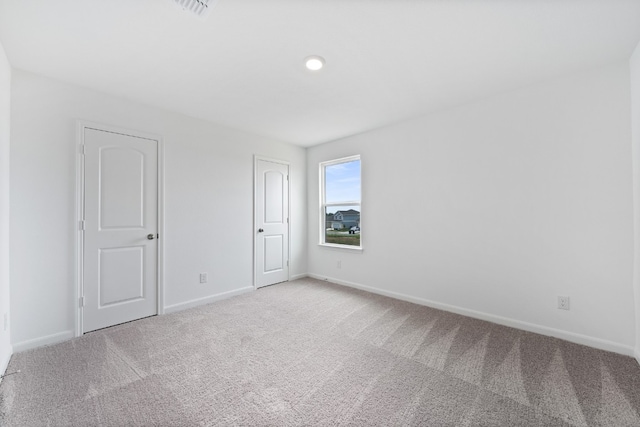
[172,0,217,19]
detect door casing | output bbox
[254,156,291,289]
[75,121,165,336]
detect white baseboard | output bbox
[290,273,308,281]
[308,273,635,357]
[164,286,254,314]
[12,330,74,353]
[11,288,255,353]
[635,348,640,366]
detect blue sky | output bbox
[325,159,360,214]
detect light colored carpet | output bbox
[1,278,640,426]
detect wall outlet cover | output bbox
[558,296,570,310]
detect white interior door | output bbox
[255,159,289,288]
[83,127,158,333]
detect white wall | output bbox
[308,62,635,355]
[10,70,307,349]
[0,40,11,374]
[631,41,640,363]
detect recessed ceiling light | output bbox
[305,56,325,71]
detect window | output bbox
[320,155,361,248]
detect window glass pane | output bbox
[324,205,360,246]
[325,159,360,204]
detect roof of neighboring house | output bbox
[334,209,360,215]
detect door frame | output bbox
[75,120,165,337]
[253,155,291,289]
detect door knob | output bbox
[258,228,264,233]
[147,234,155,240]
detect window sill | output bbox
[318,243,363,252]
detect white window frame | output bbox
[319,155,362,250]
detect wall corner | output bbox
[630,39,640,361]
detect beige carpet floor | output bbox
[1,278,640,426]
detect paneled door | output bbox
[255,159,289,288]
[82,127,158,333]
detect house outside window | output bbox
[320,155,361,248]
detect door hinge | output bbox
[287,218,289,224]
[79,220,85,231]
[286,260,289,267]
[79,145,85,155]
[79,296,85,308]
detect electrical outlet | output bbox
[199,273,208,284]
[558,296,570,310]
[337,260,342,269]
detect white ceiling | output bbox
[1,0,639,147]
